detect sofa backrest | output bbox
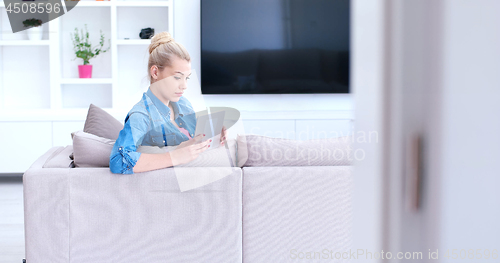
[236,134,353,167]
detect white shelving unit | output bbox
[60,78,114,84]
[0,0,173,173]
[0,0,173,112]
[0,40,50,45]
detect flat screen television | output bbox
[201,0,350,94]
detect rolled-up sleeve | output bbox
[109,112,150,174]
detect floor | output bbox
[0,176,25,263]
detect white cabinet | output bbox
[52,121,86,147]
[241,120,296,139]
[241,119,355,140]
[0,122,52,173]
[296,119,353,140]
[1,45,51,110]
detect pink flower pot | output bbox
[78,65,93,78]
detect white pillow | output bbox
[71,130,115,167]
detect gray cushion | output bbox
[236,134,353,167]
[72,130,115,167]
[83,104,123,140]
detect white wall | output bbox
[378,0,500,259]
[439,0,500,258]
[351,0,384,260]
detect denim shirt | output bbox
[109,88,197,174]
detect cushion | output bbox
[236,134,353,167]
[83,104,124,140]
[43,145,75,168]
[72,130,115,167]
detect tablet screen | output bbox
[194,109,225,150]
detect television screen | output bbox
[201,0,350,94]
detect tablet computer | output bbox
[194,109,225,150]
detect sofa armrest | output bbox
[24,163,243,263]
[27,146,65,169]
[23,167,70,263]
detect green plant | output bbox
[23,18,42,28]
[70,24,110,65]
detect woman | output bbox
[110,31,226,174]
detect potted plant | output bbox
[22,18,43,41]
[70,24,110,78]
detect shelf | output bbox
[115,39,151,45]
[70,1,112,7]
[0,108,129,121]
[65,1,170,7]
[0,0,176,8]
[61,84,112,108]
[0,109,354,122]
[239,110,354,120]
[116,6,170,42]
[0,0,171,8]
[115,1,170,7]
[0,40,50,46]
[60,78,113,84]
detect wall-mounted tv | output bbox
[201,0,350,94]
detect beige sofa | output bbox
[23,134,353,263]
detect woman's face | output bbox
[150,56,192,104]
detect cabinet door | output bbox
[241,120,296,139]
[296,120,353,140]
[0,122,52,173]
[52,121,85,147]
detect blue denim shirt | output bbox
[109,88,197,174]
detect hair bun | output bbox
[149,31,174,54]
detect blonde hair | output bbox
[148,31,191,83]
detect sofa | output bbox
[22,105,353,263]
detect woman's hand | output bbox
[170,138,211,166]
[177,134,205,149]
[220,126,227,146]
